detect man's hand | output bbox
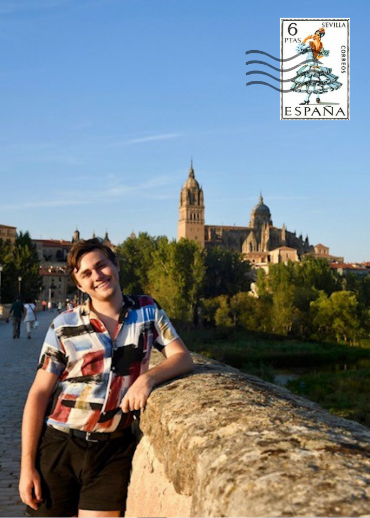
[19,369,58,511]
[120,374,153,413]
[19,467,43,510]
[120,338,193,414]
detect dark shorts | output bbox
[26,426,136,517]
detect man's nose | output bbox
[92,269,104,280]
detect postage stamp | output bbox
[280,19,350,120]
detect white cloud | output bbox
[0,175,175,211]
[110,133,183,147]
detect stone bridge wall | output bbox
[125,352,370,517]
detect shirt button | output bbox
[112,366,116,371]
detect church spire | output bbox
[178,160,205,247]
[189,159,195,179]
[72,227,80,243]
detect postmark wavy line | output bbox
[246,50,302,62]
[246,81,293,93]
[246,59,321,73]
[246,71,300,83]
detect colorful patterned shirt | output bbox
[39,295,179,433]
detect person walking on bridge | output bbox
[23,298,37,339]
[9,296,24,339]
[19,238,194,517]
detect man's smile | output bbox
[95,280,111,290]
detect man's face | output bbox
[74,249,121,302]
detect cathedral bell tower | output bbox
[178,161,205,246]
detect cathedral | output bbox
[177,162,330,266]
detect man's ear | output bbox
[77,285,85,293]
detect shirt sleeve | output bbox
[153,301,179,351]
[38,322,67,377]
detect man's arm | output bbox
[19,369,59,510]
[120,337,193,412]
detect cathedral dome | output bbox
[253,203,270,216]
[252,194,271,216]
[249,194,272,228]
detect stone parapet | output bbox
[126,352,370,517]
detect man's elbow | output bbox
[182,351,195,374]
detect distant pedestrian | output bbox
[42,300,47,311]
[57,301,63,313]
[9,297,24,339]
[47,300,52,312]
[23,298,37,339]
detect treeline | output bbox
[203,259,370,345]
[0,232,42,302]
[115,233,251,323]
[1,231,368,347]
[116,234,370,346]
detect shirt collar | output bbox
[81,294,134,322]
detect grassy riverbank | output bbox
[182,327,370,427]
[286,369,370,426]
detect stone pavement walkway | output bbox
[0,311,55,517]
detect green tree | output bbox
[295,256,340,295]
[203,247,251,298]
[291,285,317,338]
[214,296,233,327]
[148,238,205,323]
[0,238,15,303]
[260,263,296,335]
[310,290,360,343]
[256,259,343,339]
[0,232,43,302]
[201,296,223,327]
[271,286,297,335]
[343,274,370,337]
[255,268,268,297]
[115,232,159,294]
[267,261,295,293]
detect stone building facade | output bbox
[178,163,331,266]
[0,224,17,244]
[33,230,114,303]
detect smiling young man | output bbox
[19,238,194,517]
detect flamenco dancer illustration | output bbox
[291,28,342,105]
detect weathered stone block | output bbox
[126,352,370,517]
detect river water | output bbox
[274,358,370,386]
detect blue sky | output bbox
[0,0,368,262]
